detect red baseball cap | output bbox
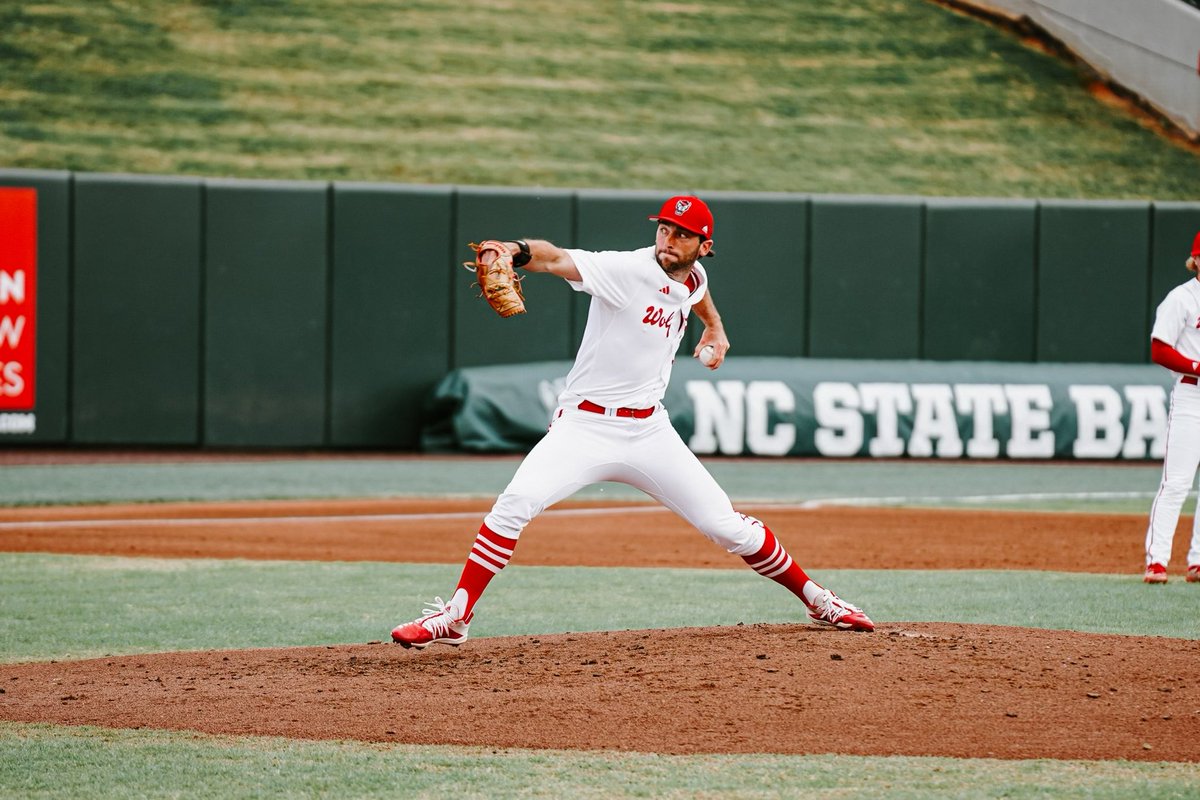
[649,195,716,255]
[1192,231,1200,256]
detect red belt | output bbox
[1184,376,1198,385]
[578,400,655,419]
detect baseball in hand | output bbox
[698,345,716,366]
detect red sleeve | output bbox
[1151,338,1200,375]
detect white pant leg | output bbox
[484,409,627,539]
[610,413,765,557]
[1190,483,1200,568]
[1146,384,1200,567]
[1190,514,1200,568]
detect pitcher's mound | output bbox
[2,622,1196,761]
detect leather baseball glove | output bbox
[464,240,526,318]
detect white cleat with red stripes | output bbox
[806,589,874,632]
[391,597,472,649]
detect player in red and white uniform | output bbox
[391,196,874,648]
[1143,231,1200,584]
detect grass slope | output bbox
[1,0,1197,198]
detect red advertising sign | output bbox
[0,188,36,411]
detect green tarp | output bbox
[421,357,1177,460]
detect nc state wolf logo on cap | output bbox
[648,195,716,254]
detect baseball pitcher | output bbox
[392,195,874,648]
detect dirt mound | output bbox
[2,623,1197,761]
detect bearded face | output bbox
[654,222,711,273]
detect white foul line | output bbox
[792,491,1155,509]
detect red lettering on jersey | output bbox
[642,305,675,337]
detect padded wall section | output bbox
[923,198,1037,361]
[703,192,808,356]
[330,184,453,447]
[1037,201,1151,364]
[5,170,1190,452]
[452,188,574,368]
[0,170,70,442]
[71,174,202,444]
[204,180,329,446]
[808,196,923,359]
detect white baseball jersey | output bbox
[1151,277,1200,372]
[560,245,708,409]
[1145,275,1200,569]
[481,245,762,567]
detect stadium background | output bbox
[2,1,1200,797]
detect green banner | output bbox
[420,357,1176,460]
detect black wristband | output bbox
[512,239,532,269]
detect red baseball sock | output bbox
[449,524,518,619]
[741,526,821,605]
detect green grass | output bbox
[2,554,1196,664]
[2,0,1198,198]
[3,723,1199,800]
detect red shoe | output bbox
[1143,563,1168,584]
[1187,565,1200,583]
[391,597,472,649]
[807,589,874,632]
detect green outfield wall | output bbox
[0,168,1195,452]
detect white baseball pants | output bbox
[484,405,766,556]
[1145,379,1200,567]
